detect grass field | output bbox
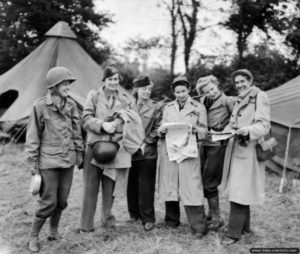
[0,144,299,254]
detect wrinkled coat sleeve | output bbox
[196,103,208,140]
[144,102,163,145]
[71,102,84,163]
[25,102,44,170]
[248,91,270,140]
[82,90,103,134]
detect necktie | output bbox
[108,95,116,109]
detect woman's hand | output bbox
[158,125,167,135]
[236,127,249,136]
[102,122,116,134]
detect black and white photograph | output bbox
[0,0,299,253]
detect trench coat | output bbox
[158,97,207,205]
[219,86,270,205]
[82,87,143,169]
[132,99,163,161]
[26,93,84,170]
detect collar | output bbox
[176,96,191,106]
[45,93,73,114]
[238,86,258,99]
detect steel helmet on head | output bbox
[46,67,76,88]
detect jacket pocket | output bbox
[40,145,62,156]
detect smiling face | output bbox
[137,84,153,100]
[174,85,190,103]
[201,83,221,99]
[104,73,119,92]
[55,80,71,98]
[234,75,252,95]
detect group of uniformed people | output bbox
[25,65,270,252]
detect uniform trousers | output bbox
[165,201,206,234]
[201,145,226,199]
[80,145,116,231]
[227,201,250,239]
[127,158,157,224]
[36,166,74,218]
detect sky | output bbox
[94,0,171,47]
[93,0,290,72]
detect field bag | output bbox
[256,135,277,162]
[254,92,278,161]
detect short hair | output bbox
[196,75,219,95]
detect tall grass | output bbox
[0,144,299,254]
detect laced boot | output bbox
[48,209,62,241]
[207,196,224,230]
[28,216,46,252]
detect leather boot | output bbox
[28,216,46,252]
[48,209,62,241]
[207,196,224,230]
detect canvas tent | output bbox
[0,21,126,137]
[266,75,300,173]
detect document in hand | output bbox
[209,131,235,142]
[163,123,198,163]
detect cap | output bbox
[133,76,152,88]
[102,66,119,81]
[231,69,253,83]
[171,76,190,90]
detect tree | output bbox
[225,0,290,63]
[160,0,179,77]
[188,42,299,98]
[286,2,300,63]
[0,0,113,74]
[123,36,166,73]
[177,0,200,74]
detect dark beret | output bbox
[102,66,119,81]
[133,76,152,88]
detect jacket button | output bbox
[238,114,241,117]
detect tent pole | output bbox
[279,126,292,193]
[11,122,27,143]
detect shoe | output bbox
[77,228,95,234]
[193,232,205,239]
[221,237,238,245]
[165,221,180,228]
[207,219,224,230]
[28,237,40,252]
[47,235,61,241]
[143,222,155,231]
[127,217,139,224]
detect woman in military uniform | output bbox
[126,76,162,231]
[195,75,235,230]
[26,67,84,252]
[219,69,270,244]
[157,77,207,238]
[79,66,143,233]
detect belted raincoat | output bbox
[158,97,207,205]
[219,86,270,205]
